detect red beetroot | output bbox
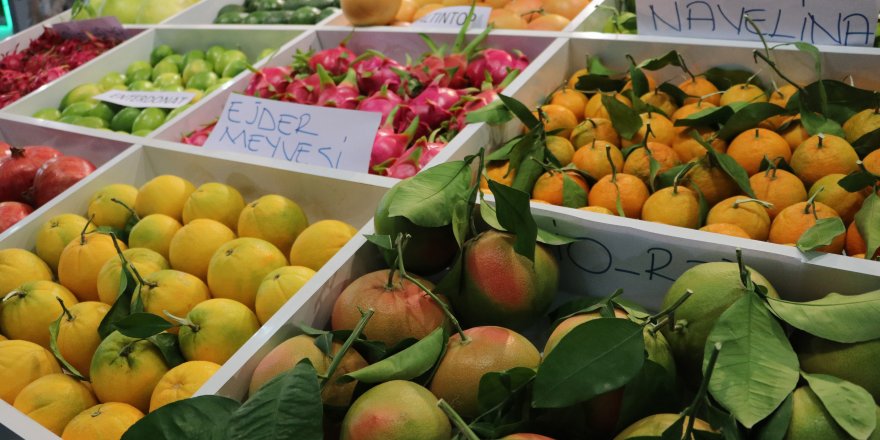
[0,146,62,203]
[245,66,292,99]
[308,44,356,76]
[371,107,419,175]
[316,67,360,110]
[32,156,96,207]
[357,85,403,125]
[466,48,529,88]
[283,73,321,104]
[352,51,404,95]
[0,201,33,233]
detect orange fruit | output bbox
[546,135,576,166]
[35,214,96,272]
[0,340,62,404]
[763,84,798,129]
[623,142,680,184]
[678,76,720,106]
[87,184,139,231]
[149,361,221,412]
[394,0,417,22]
[237,194,309,257]
[769,201,846,253]
[580,206,615,215]
[780,117,809,152]
[341,380,451,440]
[489,8,528,29]
[864,149,880,175]
[56,301,111,380]
[726,128,792,176]
[527,13,571,30]
[177,298,260,364]
[532,170,589,206]
[480,161,516,193]
[254,265,316,325]
[572,141,624,180]
[13,374,97,436]
[808,174,866,224]
[642,185,701,229]
[207,237,288,310]
[134,175,196,222]
[614,413,714,439]
[584,92,632,120]
[543,0,589,19]
[0,248,54,298]
[550,88,588,120]
[570,117,620,149]
[182,182,246,230]
[672,128,728,163]
[137,269,211,333]
[622,112,676,148]
[533,104,578,139]
[90,331,169,413]
[846,220,867,256]
[567,68,589,89]
[790,134,860,186]
[127,214,182,260]
[289,220,357,272]
[430,326,540,418]
[412,4,443,21]
[588,173,650,218]
[640,90,679,116]
[843,108,880,144]
[749,168,807,219]
[97,248,169,305]
[686,160,739,205]
[706,197,772,241]
[671,101,717,127]
[699,223,751,239]
[61,402,144,440]
[168,218,236,280]
[0,280,78,349]
[58,233,127,302]
[720,83,767,106]
[504,0,542,22]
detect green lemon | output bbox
[132,129,154,137]
[132,108,168,133]
[186,71,218,91]
[165,104,191,122]
[154,73,183,88]
[159,85,185,92]
[99,72,127,91]
[183,50,205,66]
[110,107,142,132]
[74,116,109,129]
[151,61,179,81]
[182,59,214,84]
[128,68,152,84]
[183,88,204,103]
[161,54,185,71]
[126,61,152,80]
[33,108,62,121]
[215,50,247,76]
[258,48,275,60]
[85,102,116,122]
[205,46,226,68]
[58,115,84,125]
[128,80,156,92]
[60,83,102,110]
[221,59,248,78]
[61,100,99,118]
[150,44,175,66]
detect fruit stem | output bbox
[763,155,781,179]
[80,214,95,245]
[805,186,823,218]
[56,297,74,322]
[110,198,140,222]
[648,289,693,331]
[732,198,774,210]
[1,290,23,303]
[683,342,722,439]
[321,308,374,386]
[672,162,697,195]
[605,143,618,184]
[677,52,696,82]
[163,311,199,332]
[105,231,150,287]
[118,339,140,358]
[437,399,480,440]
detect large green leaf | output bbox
[855,193,880,259]
[796,217,846,253]
[388,161,471,228]
[229,359,323,440]
[755,393,793,440]
[690,131,755,197]
[562,173,588,208]
[603,94,642,140]
[122,395,240,440]
[788,80,874,124]
[114,312,174,339]
[675,105,734,128]
[716,103,787,140]
[149,333,185,369]
[499,94,539,129]
[478,367,536,413]
[98,264,138,340]
[533,318,645,408]
[704,293,800,428]
[637,51,683,71]
[342,327,444,384]
[853,127,880,158]
[803,372,877,440]
[766,291,880,343]
[489,180,538,262]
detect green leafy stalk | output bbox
[684,342,722,439]
[322,308,374,386]
[438,399,480,440]
[49,298,87,380]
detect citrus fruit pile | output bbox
[30,43,274,136]
[481,49,880,260]
[71,0,201,24]
[0,173,361,437]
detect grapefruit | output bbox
[340,380,451,440]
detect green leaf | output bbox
[98,264,138,340]
[637,51,683,71]
[364,234,393,250]
[114,312,173,339]
[616,359,679,431]
[509,130,546,193]
[435,251,463,301]
[499,94,539,129]
[755,393,793,440]
[793,42,822,75]
[852,127,880,158]
[487,137,520,162]
[48,308,86,380]
[658,83,689,106]
[800,108,846,138]
[342,327,444,384]
[533,318,645,408]
[704,293,800,428]
[122,395,240,440]
[576,74,627,93]
[789,80,874,124]
[766,290,880,343]
[838,172,877,193]
[388,161,471,228]
[704,68,762,91]
[149,333,186,369]
[716,103,786,140]
[229,359,323,440]
[562,173,588,208]
[588,56,620,76]
[478,367,536,413]
[856,193,880,259]
[489,180,538,262]
[659,415,686,440]
[628,66,650,97]
[796,217,846,253]
[467,100,513,125]
[690,131,755,197]
[675,105,734,128]
[803,372,877,440]
[536,228,578,245]
[603,94,642,140]
[451,198,470,248]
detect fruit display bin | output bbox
[150,28,559,173]
[0,141,396,440]
[444,34,880,298]
[0,26,308,142]
[164,0,343,25]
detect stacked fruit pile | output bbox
[0,174,360,437]
[0,28,123,109]
[71,0,201,24]
[213,0,340,24]
[180,33,529,178]
[478,49,879,260]
[31,44,273,136]
[0,144,96,233]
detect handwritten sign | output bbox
[52,16,126,41]
[94,91,195,109]
[636,0,880,46]
[203,94,381,172]
[413,6,491,29]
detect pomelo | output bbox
[340,380,451,440]
[795,333,880,403]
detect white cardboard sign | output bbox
[636,0,880,46]
[203,94,381,172]
[413,6,491,29]
[95,91,195,109]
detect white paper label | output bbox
[636,0,879,46]
[203,94,381,172]
[413,6,492,29]
[94,91,195,109]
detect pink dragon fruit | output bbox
[385,147,422,179]
[352,51,405,95]
[371,108,419,175]
[308,43,356,76]
[283,73,321,104]
[449,88,500,132]
[182,122,216,147]
[411,53,469,89]
[316,66,360,110]
[357,85,403,125]
[398,80,464,136]
[244,66,292,99]
[466,48,529,88]
[413,130,448,168]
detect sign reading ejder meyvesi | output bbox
[203,93,381,173]
[636,0,880,47]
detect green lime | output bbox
[99,72,127,91]
[154,72,183,88]
[186,71,218,90]
[85,102,116,122]
[184,88,205,103]
[159,85,185,92]
[206,45,226,68]
[291,6,320,24]
[216,49,247,76]
[150,44,175,66]
[217,4,244,15]
[60,83,102,110]
[58,115,84,125]
[183,50,205,66]
[128,80,156,92]
[161,54,185,71]
[258,48,275,60]
[128,68,152,84]
[151,60,179,81]
[221,59,249,78]
[165,104,191,122]
[214,11,248,24]
[74,116,109,129]
[132,107,168,132]
[110,107,142,132]
[61,100,100,118]
[204,83,224,95]
[182,59,214,84]
[125,61,152,79]
[132,129,154,137]
[33,108,62,121]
